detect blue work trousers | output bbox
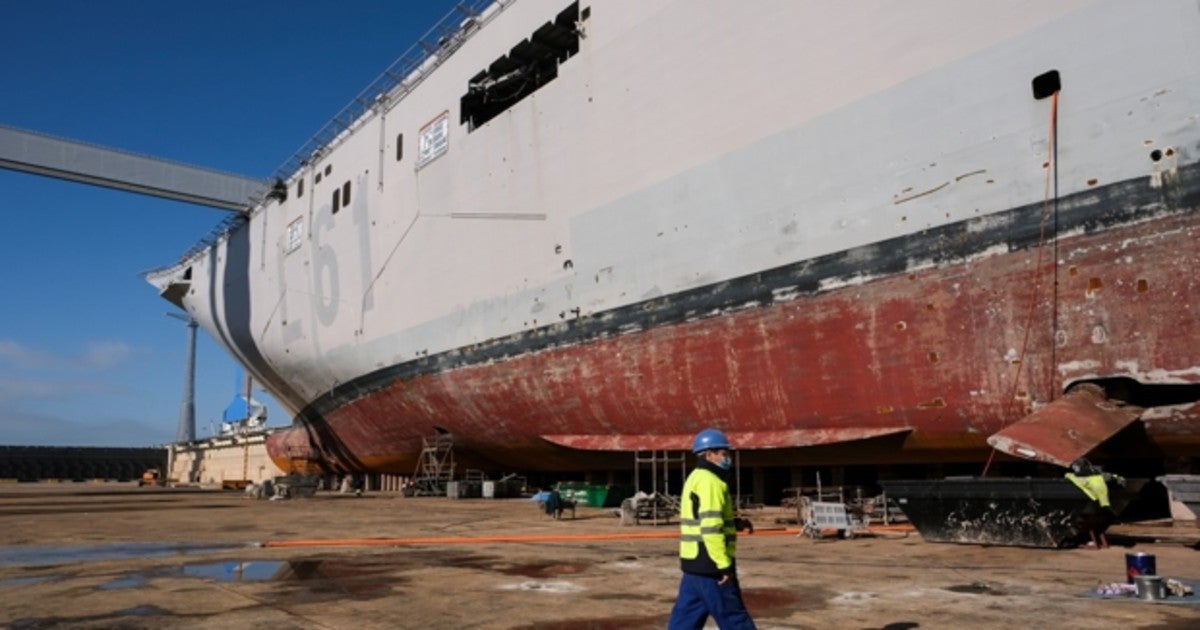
[667,572,756,630]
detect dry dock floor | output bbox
[1,484,1197,629]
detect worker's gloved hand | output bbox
[734,517,754,534]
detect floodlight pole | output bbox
[167,312,197,443]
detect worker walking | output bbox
[668,429,756,630]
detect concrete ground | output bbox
[0,484,1197,629]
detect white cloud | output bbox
[0,377,121,403]
[82,341,133,369]
[0,339,133,371]
[0,340,59,370]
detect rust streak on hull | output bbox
[269,209,1200,474]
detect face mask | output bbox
[715,455,732,470]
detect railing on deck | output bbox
[153,0,510,273]
[267,0,504,184]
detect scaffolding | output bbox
[406,432,456,497]
[622,450,686,525]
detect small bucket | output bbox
[1135,574,1166,601]
[1125,552,1156,584]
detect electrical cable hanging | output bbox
[982,90,1059,477]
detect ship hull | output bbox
[268,165,1200,473]
[143,0,1200,475]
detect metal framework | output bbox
[407,432,456,496]
[0,124,268,211]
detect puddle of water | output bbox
[96,558,396,591]
[183,560,287,582]
[95,560,289,590]
[0,575,56,588]
[0,542,241,566]
[99,573,149,590]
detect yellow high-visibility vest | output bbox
[679,466,736,572]
[1065,472,1111,508]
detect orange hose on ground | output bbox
[866,524,915,533]
[258,525,911,548]
[261,528,802,548]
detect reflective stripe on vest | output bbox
[679,467,736,570]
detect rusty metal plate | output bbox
[541,427,912,451]
[987,383,1143,467]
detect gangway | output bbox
[0,124,274,211]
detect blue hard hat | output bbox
[692,428,732,453]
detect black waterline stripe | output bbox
[295,161,1200,425]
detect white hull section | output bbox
[150,0,1200,421]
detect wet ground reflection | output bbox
[0,542,240,566]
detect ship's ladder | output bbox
[408,432,456,496]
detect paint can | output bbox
[1135,574,1166,601]
[1125,552,1156,584]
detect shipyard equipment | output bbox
[879,477,1147,548]
[1158,475,1200,521]
[801,502,866,540]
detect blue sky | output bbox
[0,1,463,446]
